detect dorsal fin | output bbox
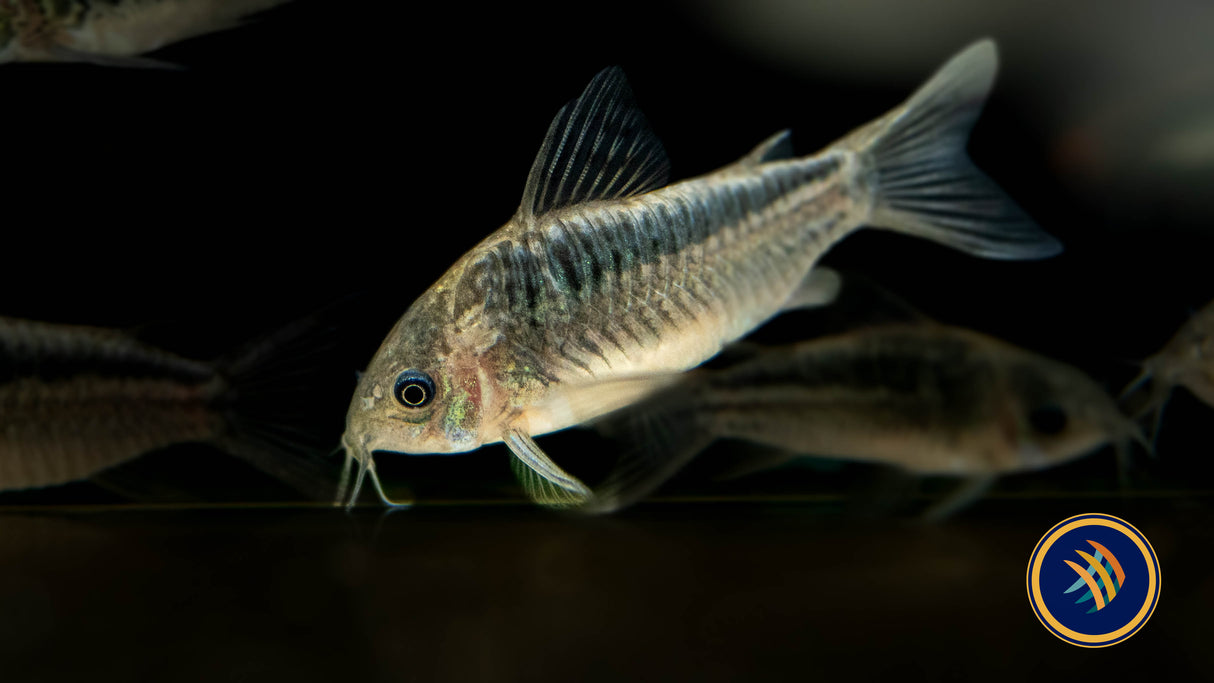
[517,67,671,222]
[742,130,795,166]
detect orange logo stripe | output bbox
[1088,540,1125,587]
[1075,549,1117,602]
[1064,559,1106,610]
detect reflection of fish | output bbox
[340,40,1062,508]
[587,324,1141,514]
[1121,299,1214,434]
[0,0,291,67]
[0,315,336,499]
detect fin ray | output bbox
[505,427,593,507]
[844,39,1063,260]
[518,67,671,221]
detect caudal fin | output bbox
[211,312,350,502]
[844,39,1063,259]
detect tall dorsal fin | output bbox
[517,67,671,222]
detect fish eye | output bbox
[1028,404,1068,435]
[393,370,436,408]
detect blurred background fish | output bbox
[0,314,344,502]
[1121,298,1214,440]
[582,320,1141,516]
[0,0,293,67]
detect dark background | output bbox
[0,1,1211,681]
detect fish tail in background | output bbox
[209,313,349,502]
[574,394,717,514]
[840,39,1064,260]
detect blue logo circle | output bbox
[1026,513,1160,647]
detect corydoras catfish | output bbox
[340,40,1062,508]
[583,324,1144,514]
[0,0,291,67]
[0,315,337,499]
[1120,298,1214,435]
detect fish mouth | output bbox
[337,430,414,509]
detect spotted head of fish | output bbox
[339,286,499,506]
[1000,355,1142,471]
[344,287,501,459]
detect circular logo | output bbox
[1026,513,1160,647]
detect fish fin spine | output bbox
[505,426,594,507]
[516,67,671,223]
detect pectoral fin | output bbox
[505,427,593,507]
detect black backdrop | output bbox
[1,2,1211,680]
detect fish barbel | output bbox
[340,39,1063,508]
[1121,298,1214,434]
[587,323,1144,513]
[0,0,291,67]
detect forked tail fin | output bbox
[840,39,1063,260]
[212,312,351,502]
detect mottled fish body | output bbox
[0,315,333,497]
[587,324,1140,512]
[0,0,291,67]
[341,40,1063,507]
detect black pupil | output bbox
[394,371,434,408]
[1029,404,1068,435]
[401,383,428,406]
